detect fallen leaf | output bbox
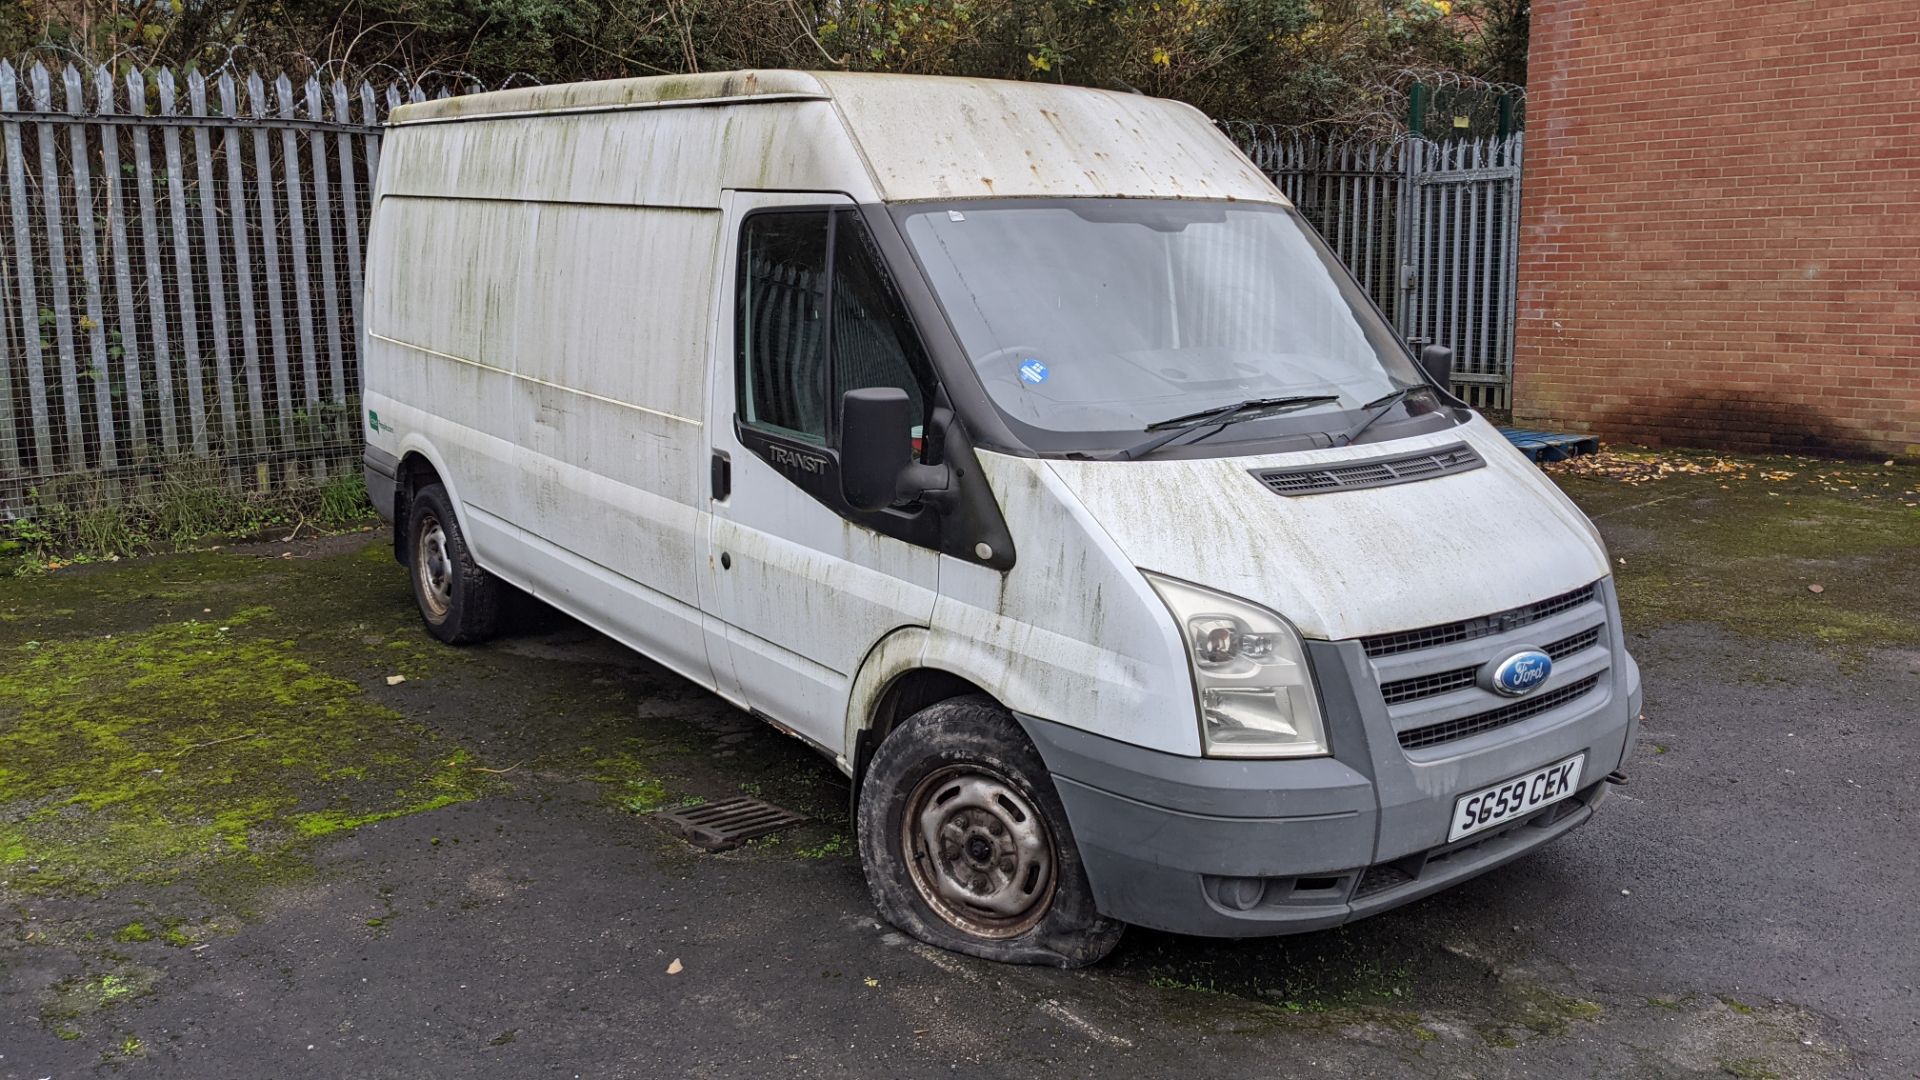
[386,674,407,686]
[864,977,879,987]
[1807,584,1824,594]
[666,958,683,975]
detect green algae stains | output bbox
[0,616,483,894]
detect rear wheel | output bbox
[406,483,500,645]
[857,695,1122,967]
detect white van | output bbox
[362,71,1640,966]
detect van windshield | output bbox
[898,199,1434,454]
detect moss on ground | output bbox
[38,965,162,1036]
[0,547,486,897]
[1551,451,1920,649]
[1471,983,1606,1047]
[581,744,687,814]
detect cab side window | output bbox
[737,211,831,443]
[828,210,933,438]
[736,209,933,452]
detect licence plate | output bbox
[1447,753,1586,842]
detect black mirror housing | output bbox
[840,388,913,511]
[839,388,952,512]
[1420,344,1454,390]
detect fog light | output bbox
[1213,875,1266,911]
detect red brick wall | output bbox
[1513,0,1920,457]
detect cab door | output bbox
[702,191,943,755]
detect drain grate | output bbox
[650,796,806,852]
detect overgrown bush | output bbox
[12,0,1528,130]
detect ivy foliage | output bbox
[12,0,1526,127]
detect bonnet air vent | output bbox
[1250,442,1484,497]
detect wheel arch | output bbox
[390,438,472,566]
[844,626,998,819]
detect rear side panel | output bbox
[361,97,878,690]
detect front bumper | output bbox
[1014,582,1641,938]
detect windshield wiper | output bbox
[1120,395,1341,460]
[1335,387,1417,446]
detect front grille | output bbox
[1397,675,1601,751]
[1378,625,1604,706]
[1379,666,1478,706]
[1250,442,1483,497]
[1545,626,1602,661]
[1362,583,1598,659]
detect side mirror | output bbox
[1419,344,1454,390]
[839,388,949,512]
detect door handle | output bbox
[711,450,731,501]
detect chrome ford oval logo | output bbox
[1485,649,1552,697]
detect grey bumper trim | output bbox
[1013,712,1380,936]
[1012,609,1633,937]
[1022,707,1611,937]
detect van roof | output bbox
[389,70,831,123]
[388,70,1279,204]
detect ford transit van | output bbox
[362,71,1641,967]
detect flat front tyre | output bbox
[406,483,500,645]
[857,696,1123,967]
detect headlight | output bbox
[1145,573,1328,759]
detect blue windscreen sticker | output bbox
[1018,359,1049,385]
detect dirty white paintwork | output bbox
[1043,417,1611,641]
[928,453,1202,756]
[387,70,1279,205]
[364,69,1600,775]
[702,191,942,751]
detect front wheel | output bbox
[857,696,1123,967]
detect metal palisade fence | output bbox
[0,59,466,521]
[0,64,1526,528]
[1229,126,1525,411]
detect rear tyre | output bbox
[857,695,1123,967]
[406,483,500,645]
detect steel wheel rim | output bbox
[903,764,1056,938]
[416,514,454,620]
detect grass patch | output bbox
[614,777,672,815]
[581,743,691,815]
[39,965,161,1035]
[1551,451,1920,649]
[0,614,484,895]
[793,831,850,859]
